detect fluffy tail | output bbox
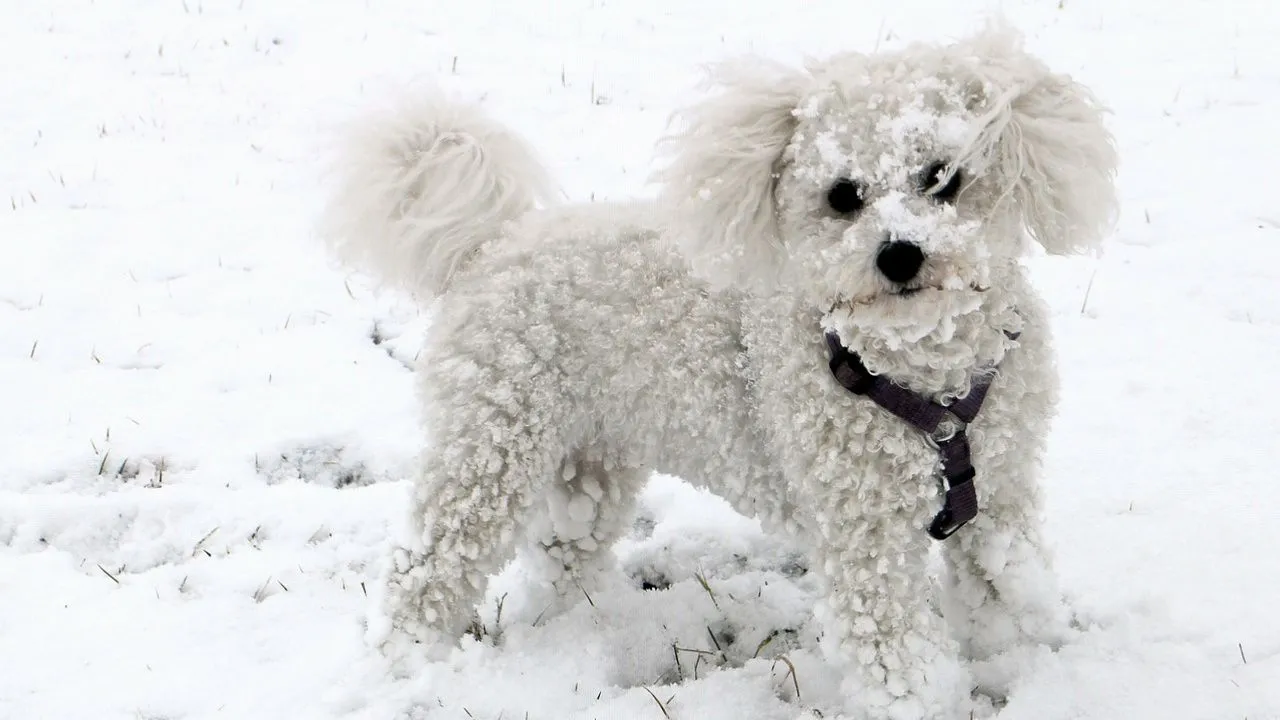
[322,96,556,299]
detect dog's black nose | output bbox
[876,241,925,284]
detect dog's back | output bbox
[420,199,771,489]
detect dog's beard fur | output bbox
[829,287,985,343]
[820,275,1022,397]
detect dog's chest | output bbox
[738,292,1049,536]
[741,305,948,524]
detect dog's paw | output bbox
[839,652,972,720]
[1019,595,1079,653]
[855,689,970,720]
[369,624,458,679]
[968,685,1006,719]
[960,588,1077,661]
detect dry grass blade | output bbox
[872,16,887,52]
[706,626,726,662]
[1080,265,1099,316]
[533,603,551,627]
[495,592,508,628]
[193,526,219,556]
[753,629,779,658]
[253,576,273,603]
[1239,642,1247,664]
[642,687,670,719]
[247,524,263,550]
[673,643,718,681]
[578,582,595,608]
[774,654,801,702]
[693,571,720,610]
[97,564,120,585]
[672,645,716,657]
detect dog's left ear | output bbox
[957,26,1119,255]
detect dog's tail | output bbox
[321,96,556,299]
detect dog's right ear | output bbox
[655,58,810,291]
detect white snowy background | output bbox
[2,0,1278,718]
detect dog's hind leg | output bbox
[369,367,571,660]
[519,452,644,621]
[372,458,548,659]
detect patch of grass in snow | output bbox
[259,443,375,488]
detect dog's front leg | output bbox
[942,472,1072,662]
[816,514,971,720]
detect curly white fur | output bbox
[652,56,811,292]
[321,94,557,299]
[328,25,1117,720]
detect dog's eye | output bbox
[920,161,963,203]
[826,178,865,215]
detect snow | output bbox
[2,0,1278,718]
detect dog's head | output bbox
[658,25,1117,341]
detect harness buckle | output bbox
[928,466,979,540]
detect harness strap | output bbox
[930,431,978,539]
[824,331,1009,540]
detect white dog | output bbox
[324,25,1116,719]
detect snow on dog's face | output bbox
[776,69,1000,339]
[658,25,1118,340]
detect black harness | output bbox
[824,331,1017,539]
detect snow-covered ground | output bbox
[3,1,1278,718]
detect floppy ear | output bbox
[956,27,1119,255]
[654,58,810,290]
